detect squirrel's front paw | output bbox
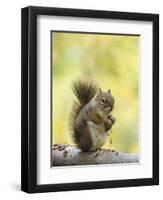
[104,115,116,131]
[108,115,116,124]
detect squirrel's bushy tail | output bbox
[69,80,97,144]
[72,80,97,106]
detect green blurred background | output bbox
[52,32,139,153]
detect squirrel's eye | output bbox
[101,99,106,104]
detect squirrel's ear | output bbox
[96,88,102,97]
[98,88,102,94]
[108,89,111,94]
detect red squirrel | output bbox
[69,81,116,152]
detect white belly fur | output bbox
[87,121,108,151]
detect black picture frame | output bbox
[21,6,159,193]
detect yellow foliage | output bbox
[52,32,139,153]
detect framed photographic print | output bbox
[21,6,159,193]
